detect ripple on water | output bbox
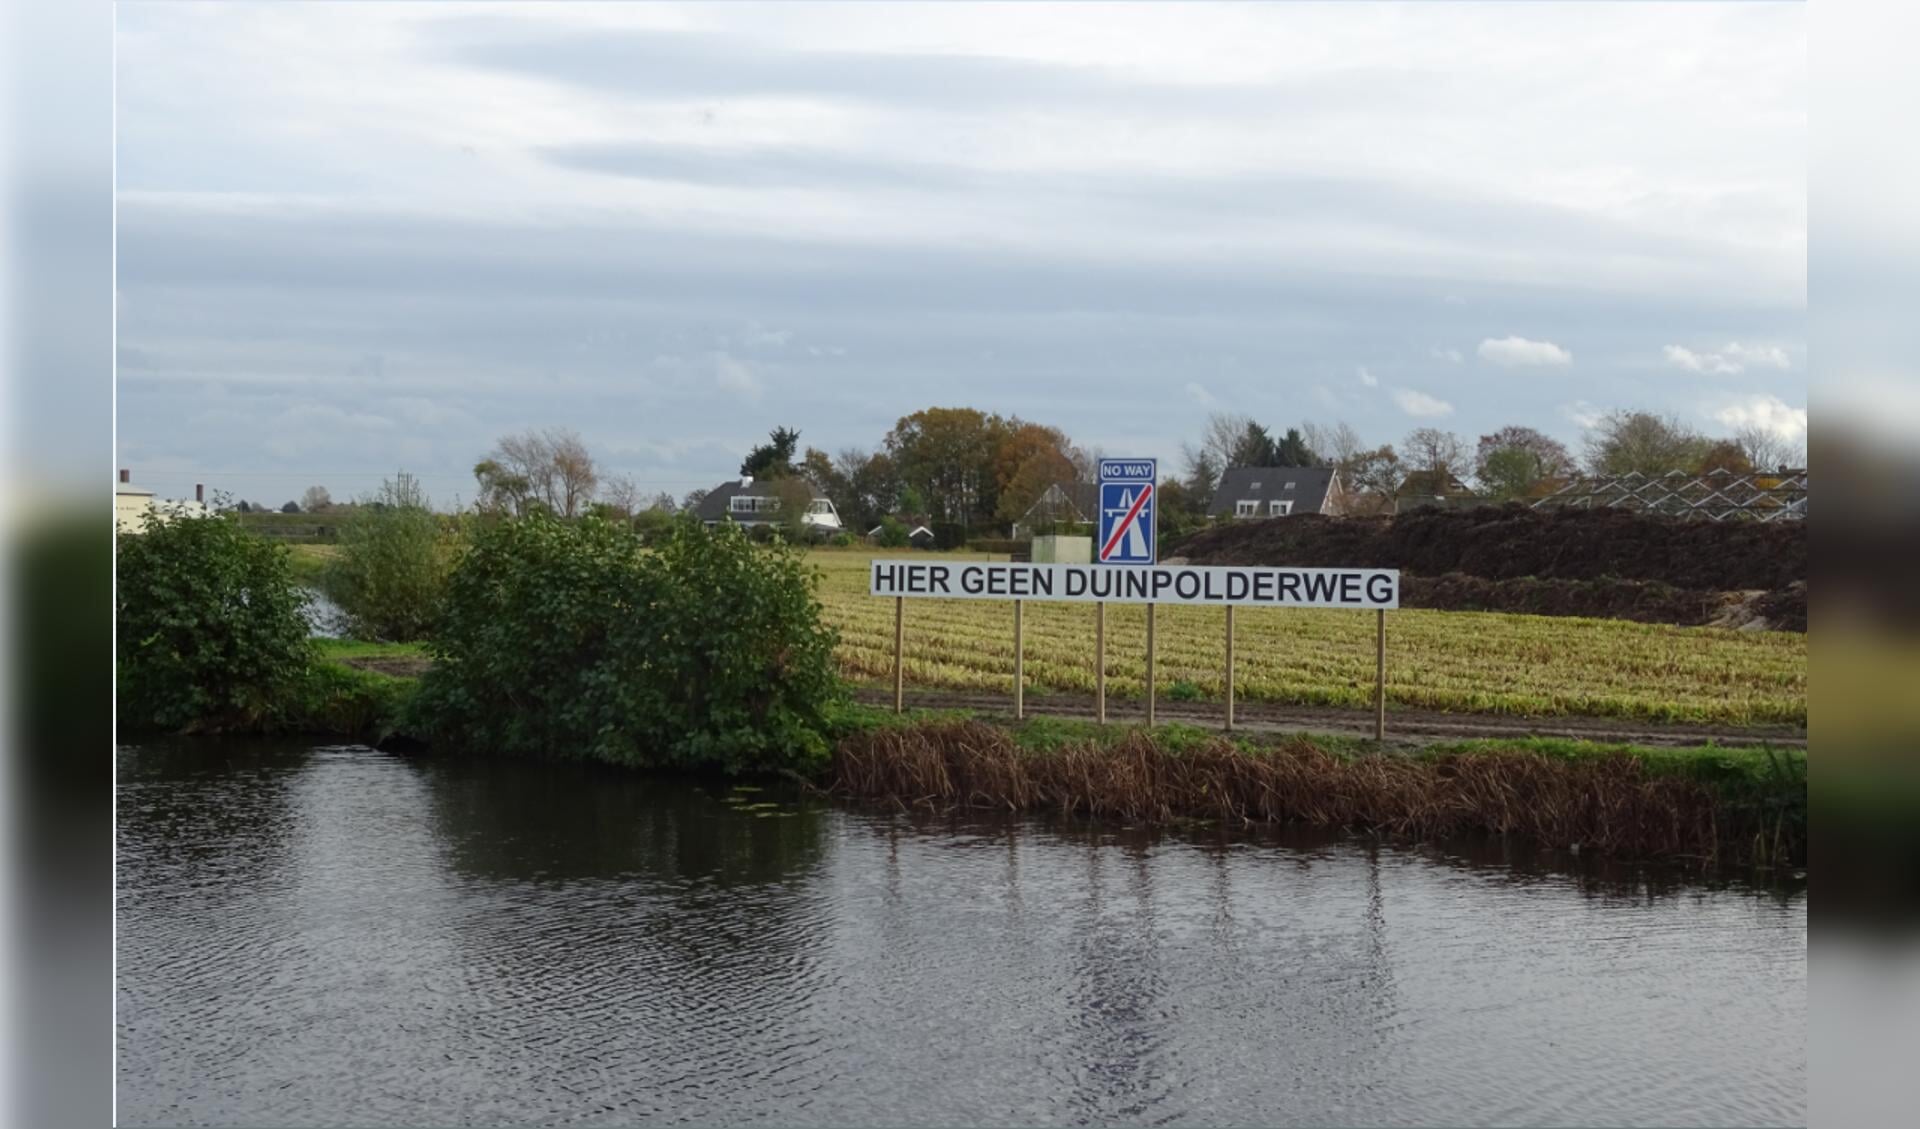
[116,743,1806,1127]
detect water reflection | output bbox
[117,743,1806,1127]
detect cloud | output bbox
[1392,388,1453,417]
[1713,393,1807,441]
[711,351,762,400]
[1478,336,1572,367]
[1561,400,1606,430]
[1429,346,1463,364]
[1356,365,1378,387]
[1184,381,1216,407]
[1665,341,1791,375]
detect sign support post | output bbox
[1014,599,1025,720]
[893,596,905,714]
[1375,608,1386,741]
[1224,605,1236,732]
[1095,602,1107,724]
[1145,603,1156,727]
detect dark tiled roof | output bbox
[693,477,828,523]
[1206,466,1338,517]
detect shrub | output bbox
[414,513,842,773]
[324,472,452,641]
[117,511,315,732]
[876,517,910,548]
[829,531,856,548]
[1166,679,1204,702]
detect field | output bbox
[810,551,1807,727]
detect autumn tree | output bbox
[1342,446,1404,514]
[1582,411,1712,476]
[1697,441,1756,476]
[1474,426,1575,500]
[883,407,1011,528]
[480,427,599,517]
[994,447,1079,523]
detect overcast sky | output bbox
[113,1,1806,508]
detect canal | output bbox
[117,742,1805,1126]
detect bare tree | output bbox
[299,485,333,513]
[598,474,642,519]
[484,427,600,516]
[647,492,678,514]
[1401,427,1470,478]
[1302,420,1366,469]
[1733,424,1801,473]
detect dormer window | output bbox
[1235,500,1257,517]
[1269,500,1292,516]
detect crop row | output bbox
[807,553,1808,726]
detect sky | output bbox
[113,1,1808,508]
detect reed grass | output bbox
[830,719,1803,866]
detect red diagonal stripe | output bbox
[1100,483,1153,560]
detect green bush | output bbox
[876,516,910,548]
[1166,679,1205,702]
[324,472,453,641]
[413,513,843,774]
[117,511,316,732]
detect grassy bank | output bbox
[808,551,1807,727]
[827,712,1805,868]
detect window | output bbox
[1269,500,1293,517]
[1235,500,1258,517]
[1249,480,1262,490]
[730,495,778,514]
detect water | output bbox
[117,743,1806,1127]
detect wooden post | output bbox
[1095,602,1107,725]
[1145,602,1157,727]
[1374,608,1386,741]
[1224,605,1236,732]
[1013,599,1025,720]
[893,595,905,714]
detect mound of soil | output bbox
[1174,504,1805,590]
[1400,574,1732,626]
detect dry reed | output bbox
[831,721,1773,863]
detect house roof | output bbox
[693,477,829,522]
[1207,466,1338,517]
[1397,469,1472,497]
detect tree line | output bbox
[271,407,1801,538]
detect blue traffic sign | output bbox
[1097,458,1157,565]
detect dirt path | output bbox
[850,687,1808,749]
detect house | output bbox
[1010,481,1099,539]
[691,476,843,536]
[866,522,937,549]
[116,470,210,533]
[1207,466,1345,520]
[1394,470,1477,512]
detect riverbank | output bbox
[826,710,1804,868]
[159,647,1807,867]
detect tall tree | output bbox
[1474,425,1575,500]
[994,447,1079,523]
[834,447,900,532]
[741,426,802,479]
[1302,420,1365,469]
[1342,445,1404,514]
[992,422,1077,501]
[1273,427,1319,468]
[483,427,599,517]
[1582,410,1712,476]
[1401,428,1470,479]
[884,407,1010,527]
[1228,421,1279,469]
[299,485,333,513]
[1733,424,1801,473]
[599,474,643,519]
